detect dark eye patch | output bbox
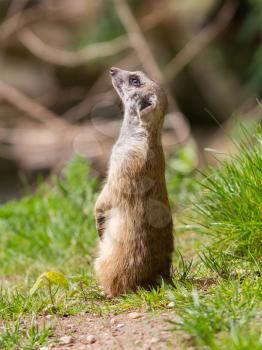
[139,96,152,111]
[129,74,141,87]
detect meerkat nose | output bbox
[109,67,119,76]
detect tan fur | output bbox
[94,68,174,296]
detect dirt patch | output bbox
[45,311,184,350]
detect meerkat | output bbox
[94,67,174,297]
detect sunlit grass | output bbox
[0,124,261,349]
[195,123,262,261]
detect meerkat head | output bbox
[109,67,167,128]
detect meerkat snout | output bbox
[109,67,167,126]
[109,67,119,76]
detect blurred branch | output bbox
[164,0,237,79]
[113,0,191,144]
[0,80,69,129]
[0,117,183,172]
[140,5,168,31]
[6,0,29,18]
[0,120,119,171]
[1,0,168,43]
[35,87,86,108]
[17,3,167,68]
[113,0,163,83]
[237,101,262,119]
[19,29,130,67]
[63,91,115,122]
[0,3,79,42]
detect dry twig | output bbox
[0,80,69,129]
[113,0,191,144]
[5,0,29,18]
[164,1,237,79]
[19,29,130,67]
[113,0,163,83]
[0,117,182,172]
[0,3,81,42]
[17,3,167,68]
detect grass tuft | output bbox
[195,123,262,261]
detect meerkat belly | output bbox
[95,201,172,296]
[97,207,125,259]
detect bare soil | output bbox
[45,311,185,350]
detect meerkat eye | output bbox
[129,75,141,87]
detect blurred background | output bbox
[0,0,261,203]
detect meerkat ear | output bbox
[138,94,157,118]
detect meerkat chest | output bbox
[109,139,149,175]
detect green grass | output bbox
[194,124,262,261]
[0,156,98,277]
[0,156,100,348]
[169,275,262,349]
[0,124,261,349]
[168,122,262,349]
[0,318,51,350]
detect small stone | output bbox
[39,347,50,350]
[144,346,152,350]
[160,331,169,336]
[128,312,143,319]
[45,314,52,320]
[167,301,175,308]
[116,323,125,329]
[85,335,97,344]
[65,324,77,333]
[151,337,159,344]
[59,335,73,345]
[48,343,56,348]
[110,318,116,325]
